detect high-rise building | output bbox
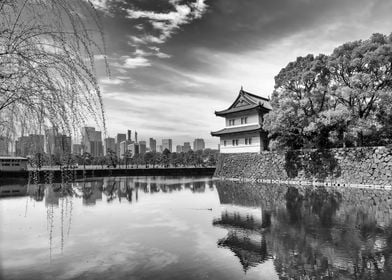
[119,140,131,159]
[45,128,71,156]
[104,137,116,155]
[128,142,139,157]
[158,145,163,153]
[193,138,205,151]
[72,144,82,155]
[162,139,172,152]
[0,136,9,156]
[116,133,127,158]
[139,141,146,154]
[135,131,138,143]
[176,145,183,153]
[81,127,103,157]
[15,134,45,156]
[127,130,132,141]
[183,142,191,152]
[149,138,156,152]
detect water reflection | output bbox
[1,177,392,279]
[215,181,392,279]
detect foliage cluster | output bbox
[264,33,392,149]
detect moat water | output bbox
[1,176,392,280]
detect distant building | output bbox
[135,131,138,143]
[158,145,163,153]
[149,138,157,152]
[193,138,205,151]
[116,133,127,158]
[211,88,271,153]
[119,140,130,159]
[45,128,71,156]
[81,127,103,157]
[0,136,9,156]
[183,142,191,153]
[72,144,82,155]
[176,145,183,153]
[128,142,139,157]
[162,139,172,152]
[15,134,44,157]
[104,137,116,155]
[127,130,132,141]
[139,141,147,154]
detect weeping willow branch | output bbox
[0,0,107,138]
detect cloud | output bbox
[126,0,208,44]
[99,77,125,85]
[114,56,151,69]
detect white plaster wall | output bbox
[219,132,261,154]
[225,111,259,127]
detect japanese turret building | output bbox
[211,88,271,153]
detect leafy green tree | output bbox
[265,33,392,149]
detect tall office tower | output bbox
[116,133,127,158]
[193,138,205,151]
[176,145,183,153]
[127,130,132,141]
[139,141,146,154]
[45,127,72,156]
[162,139,172,152]
[183,142,191,152]
[135,131,138,143]
[104,137,116,155]
[149,138,157,152]
[0,136,9,156]
[128,142,139,157]
[15,134,45,156]
[72,144,82,155]
[81,127,103,157]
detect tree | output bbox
[265,33,392,149]
[0,0,107,138]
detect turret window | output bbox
[232,139,238,146]
[229,119,235,126]
[241,117,248,124]
[245,138,252,145]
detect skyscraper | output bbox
[81,127,103,157]
[176,145,183,153]
[183,142,191,152]
[104,137,116,155]
[139,141,146,154]
[45,128,71,156]
[162,139,172,152]
[193,138,205,151]
[127,130,132,141]
[149,138,156,152]
[116,133,127,158]
[15,134,44,157]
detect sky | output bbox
[89,0,392,148]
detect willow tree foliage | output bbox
[264,33,392,149]
[0,0,107,138]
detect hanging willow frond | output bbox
[0,0,107,138]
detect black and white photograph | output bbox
[1,0,392,279]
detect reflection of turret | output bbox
[218,231,269,272]
[213,209,271,272]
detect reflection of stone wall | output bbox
[215,147,392,186]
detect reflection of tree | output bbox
[216,180,392,279]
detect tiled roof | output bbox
[211,124,261,136]
[215,89,272,116]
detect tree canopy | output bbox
[264,33,392,150]
[0,0,107,138]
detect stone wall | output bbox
[215,146,392,186]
